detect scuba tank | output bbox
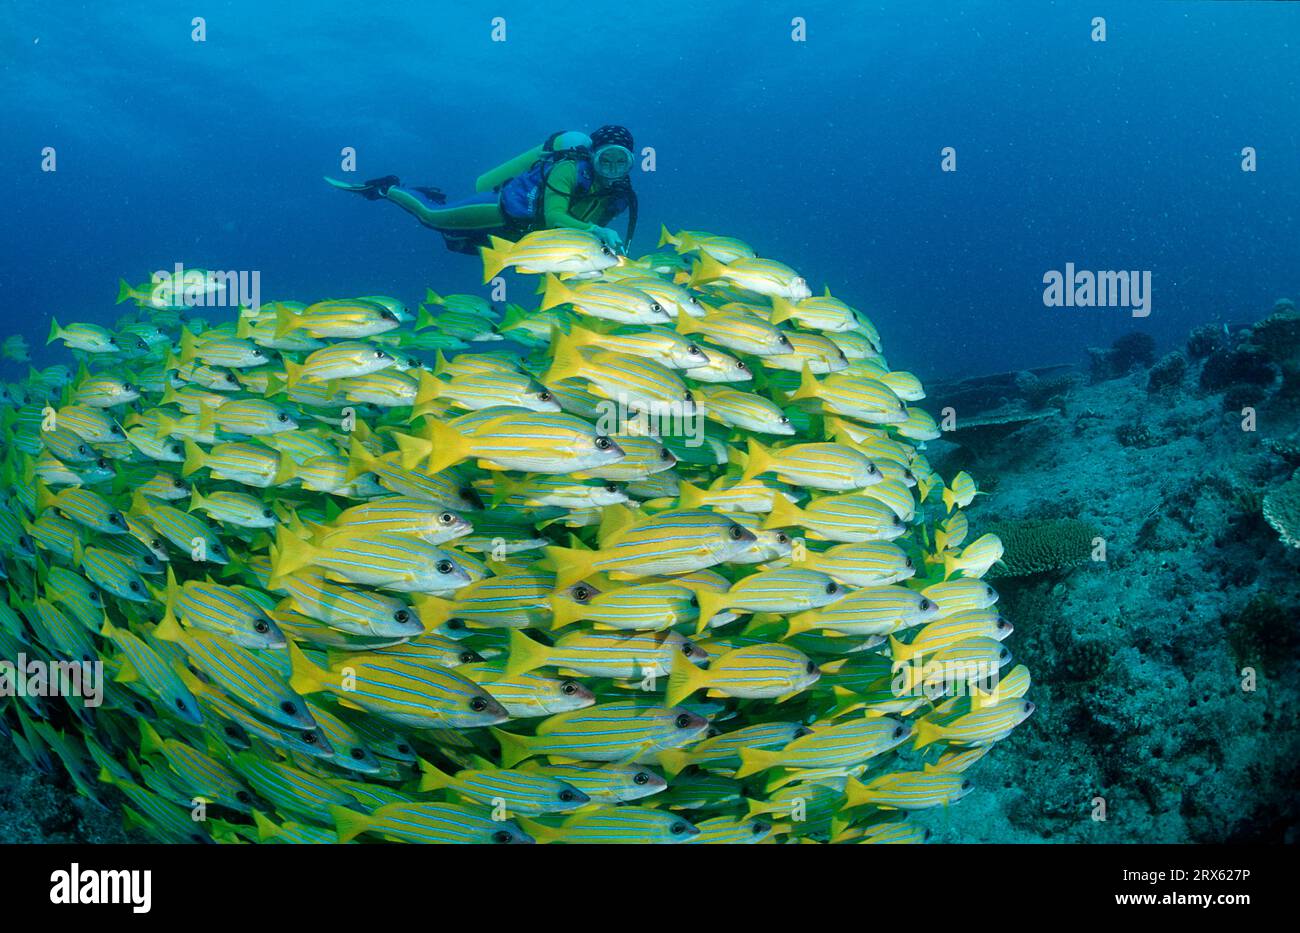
[475,130,591,194]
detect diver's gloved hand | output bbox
[589,225,625,254]
[361,175,401,200]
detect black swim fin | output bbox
[324,175,401,200]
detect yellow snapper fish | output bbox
[480,229,619,283]
[1,219,1025,846]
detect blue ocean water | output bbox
[2,0,1297,380]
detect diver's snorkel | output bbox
[593,144,634,181]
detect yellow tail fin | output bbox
[480,237,514,284]
[504,628,551,676]
[734,746,782,779]
[544,544,602,591]
[762,495,802,531]
[491,727,537,769]
[422,418,471,476]
[740,437,775,482]
[538,274,574,312]
[329,805,374,844]
[181,439,207,478]
[665,649,709,706]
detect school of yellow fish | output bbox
[0,225,1032,843]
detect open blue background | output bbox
[3,0,1297,380]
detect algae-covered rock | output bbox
[985,518,1099,577]
[1263,470,1300,549]
[1147,352,1187,394]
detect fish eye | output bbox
[604,483,619,493]
[688,595,699,608]
[350,747,366,760]
[779,416,791,425]
[491,830,513,844]
[277,413,289,422]
[436,560,454,574]
[961,779,973,791]
[687,344,702,356]
[263,509,274,519]
[683,390,694,403]
[737,361,750,372]
[397,743,411,755]
[727,524,744,540]
[826,582,838,594]
[681,641,698,657]
[538,391,552,402]
[893,725,905,738]
[439,512,454,524]
[650,302,663,313]
[904,557,914,569]
[236,791,252,804]
[776,533,790,544]
[753,822,769,835]
[152,539,164,550]
[128,581,141,592]
[778,335,793,349]
[806,660,818,674]
[280,701,297,715]
[919,598,933,611]
[560,680,580,696]
[381,310,396,321]
[594,436,612,450]
[572,585,592,602]
[446,619,466,631]
[670,822,688,836]
[174,698,187,711]
[303,731,318,745]
[394,609,413,624]
[108,513,124,526]
[135,700,150,713]
[559,789,578,802]
[97,458,110,469]
[660,448,672,461]
[375,350,390,360]
[254,619,270,634]
[601,246,613,256]
[459,651,482,664]
[674,713,693,728]
[469,696,488,712]
[78,445,90,456]
[108,337,119,346]
[633,771,650,785]
[224,725,240,738]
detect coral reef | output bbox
[1200,346,1279,393]
[1263,470,1300,549]
[1147,351,1187,394]
[984,518,1099,577]
[917,296,1300,844]
[1089,332,1155,382]
[1186,323,1227,360]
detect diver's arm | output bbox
[541,162,598,231]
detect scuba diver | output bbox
[328,125,638,255]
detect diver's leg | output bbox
[385,188,505,232]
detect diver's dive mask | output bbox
[593,144,634,180]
